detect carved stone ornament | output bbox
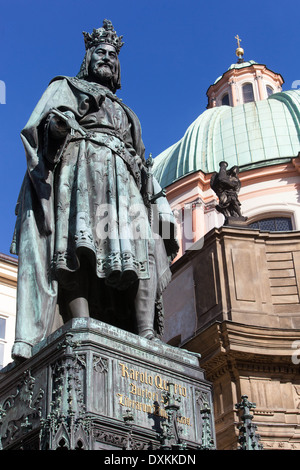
[158,382,186,450]
[195,389,215,450]
[0,370,45,449]
[93,428,128,449]
[39,333,91,450]
[235,395,263,450]
[93,355,109,373]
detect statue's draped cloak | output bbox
[11,77,178,359]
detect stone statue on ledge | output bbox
[210,161,247,225]
[10,20,179,362]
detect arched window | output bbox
[248,217,293,232]
[266,85,274,97]
[242,83,254,103]
[221,93,230,106]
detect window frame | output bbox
[221,92,230,106]
[247,214,295,232]
[242,82,255,104]
[266,85,274,97]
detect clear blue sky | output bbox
[1,0,299,255]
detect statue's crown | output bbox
[83,19,124,54]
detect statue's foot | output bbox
[139,330,161,342]
[150,336,161,343]
[11,341,32,363]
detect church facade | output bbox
[153,42,300,449]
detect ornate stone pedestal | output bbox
[0,319,215,450]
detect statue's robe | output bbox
[11,76,178,359]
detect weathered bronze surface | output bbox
[10,20,179,361]
[210,161,247,225]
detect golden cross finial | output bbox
[235,34,244,60]
[235,34,242,48]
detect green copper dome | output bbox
[153,89,300,189]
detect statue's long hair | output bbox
[76,46,121,93]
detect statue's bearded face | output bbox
[89,43,119,88]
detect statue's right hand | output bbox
[49,114,70,139]
[49,109,86,137]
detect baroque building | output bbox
[153,40,300,450]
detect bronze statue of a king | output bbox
[11,20,179,362]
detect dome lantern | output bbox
[206,37,284,109]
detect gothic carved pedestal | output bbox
[0,318,215,450]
